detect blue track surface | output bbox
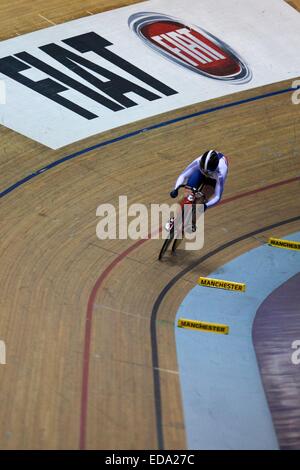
[175,232,300,450]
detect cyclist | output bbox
[166,150,228,230]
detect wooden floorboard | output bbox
[0,0,299,449]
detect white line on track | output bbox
[154,367,179,375]
[95,303,150,320]
[38,14,56,26]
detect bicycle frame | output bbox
[170,186,206,235]
[158,185,206,260]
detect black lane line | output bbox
[151,215,300,449]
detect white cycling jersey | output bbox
[174,152,228,208]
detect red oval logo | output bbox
[129,13,252,83]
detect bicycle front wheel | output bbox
[158,229,175,261]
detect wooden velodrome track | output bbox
[0,0,299,450]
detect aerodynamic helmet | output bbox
[199,150,220,175]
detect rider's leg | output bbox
[186,170,205,232]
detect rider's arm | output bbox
[174,158,200,190]
[206,177,224,208]
[206,158,228,208]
